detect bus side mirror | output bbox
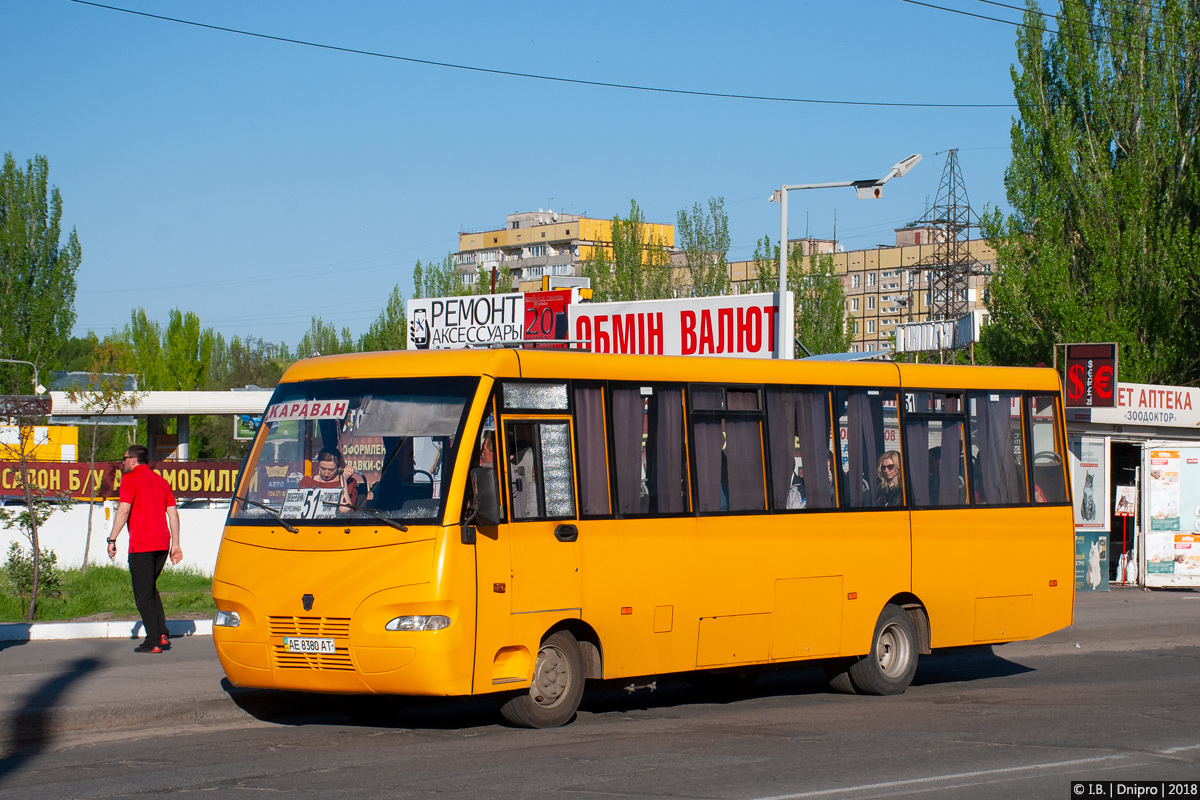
[471,467,502,527]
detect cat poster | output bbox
[1068,434,1109,530]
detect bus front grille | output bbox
[271,647,355,671]
[267,615,351,638]
[268,616,354,671]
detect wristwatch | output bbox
[107,538,116,544]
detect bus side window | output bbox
[611,386,689,515]
[1028,394,1067,503]
[691,386,767,513]
[765,388,834,510]
[504,420,576,521]
[968,392,1028,505]
[574,386,610,516]
[903,392,967,507]
[837,388,904,509]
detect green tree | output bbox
[120,308,165,389]
[677,197,731,297]
[748,236,852,355]
[64,340,144,574]
[583,200,674,302]
[980,0,1200,383]
[0,395,59,619]
[163,309,214,391]
[0,153,82,385]
[413,253,470,300]
[208,334,292,390]
[296,316,354,358]
[358,284,407,351]
[794,252,854,355]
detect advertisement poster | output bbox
[1146,447,1200,587]
[1075,530,1109,592]
[569,293,780,358]
[1114,486,1137,516]
[407,294,524,350]
[1148,450,1180,531]
[1067,434,1109,531]
[523,290,572,346]
[1090,383,1200,429]
[1063,343,1117,408]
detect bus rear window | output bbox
[232,377,476,525]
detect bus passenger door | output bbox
[499,417,582,615]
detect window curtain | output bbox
[693,418,725,512]
[796,392,833,509]
[845,390,882,508]
[654,388,687,513]
[906,418,931,506]
[974,394,1023,505]
[611,389,644,515]
[938,419,964,506]
[574,386,610,515]
[725,418,764,511]
[766,391,797,510]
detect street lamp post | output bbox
[0,358,46,395]
[770,154,922,360]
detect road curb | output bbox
[2,688,281,750]
[0,619,213,642]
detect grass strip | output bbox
[0,563,215,622]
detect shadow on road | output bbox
[222,646,1034,732]
[223,679,502,731]
[0,655,103,784]
[913,645,1035,686]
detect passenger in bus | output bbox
[876,450,902,507]
[299,448,364,512]
[786,463,806,509]
[479,430,495,468]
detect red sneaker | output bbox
[160,634,171,649]
[134,642,162,654]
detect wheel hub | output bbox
[531,645,570,707]
[876,622,911,678]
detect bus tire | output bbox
[822,658,858,694]
[499,631,585,728]
[847,604,919,696]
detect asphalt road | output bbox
[1,590,1197,799]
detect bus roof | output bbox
[278,349,1062,393]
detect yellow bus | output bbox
[213,349,1073,727]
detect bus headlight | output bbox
[214,610,241,628]
[385,615,451,632]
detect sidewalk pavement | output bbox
[0,588,1196,750]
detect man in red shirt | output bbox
[107,445,183,654]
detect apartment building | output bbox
[730,226,996,353]
[455,210,675,293]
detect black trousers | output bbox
[129,550,169,644]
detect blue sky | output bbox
[4,0,1027,347]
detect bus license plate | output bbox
[283,637,336,654]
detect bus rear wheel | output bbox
[847,604,919,696]
[499,631,585,728]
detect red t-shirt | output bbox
[118,464,176,553]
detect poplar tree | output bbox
[0,153,81,385]
[358,284,407,351]
[583,200,674,302]
[980,0,1200,384]
[750,235,853,355]
[677,197,731,298]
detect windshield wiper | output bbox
[233,495,300,533]
[321,498,409,532]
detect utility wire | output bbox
[68,0,1014,109]
[908,0,1189,62]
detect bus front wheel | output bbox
[847,604,919,696]
[499,631,585,728]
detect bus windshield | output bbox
[232,376,477,525]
